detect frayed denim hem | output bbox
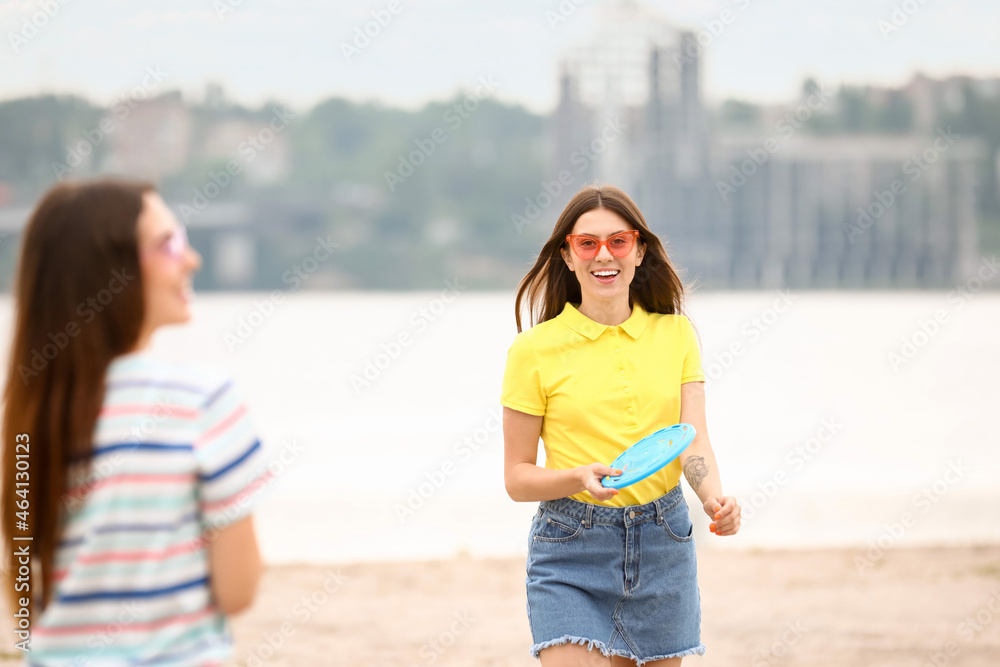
[529,635,612,659]
[530,637,706,664]
[637,643,707,663]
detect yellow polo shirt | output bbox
[501,301,705,507]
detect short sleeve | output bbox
[500,333,546,416]
[194,378,270,532]
[680,316,705,383]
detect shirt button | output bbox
[624,387,630,393]
[615,347,621,353]
[627,407,633,414]
[619,369,626,376]
[610,329,618,336]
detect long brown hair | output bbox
[514,184,692,331]
[1,179,151,616]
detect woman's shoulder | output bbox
[106,353,235,407]
[644,310,693,331]
[509,316,569,354]
[518,316,565,340]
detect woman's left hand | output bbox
[703,496,741,536]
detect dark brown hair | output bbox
[514,183,691,331]
[1,179,152,616]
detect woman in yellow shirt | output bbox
[502,184,741,666]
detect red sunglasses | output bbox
[565,229,640,260]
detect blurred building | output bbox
[195,116,292,186]
[0,198,329,291]
[102,91,192,181]
[553,0,990,289]
[178,197,333,290]
[554,0,709,250]
[712,135,984,288]
[905,73,1000,133]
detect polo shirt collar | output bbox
[558,302,649,340]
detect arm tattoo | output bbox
[683,456,709,492]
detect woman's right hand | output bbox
[577,463,623,501]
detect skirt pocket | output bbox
[533,508,585,543]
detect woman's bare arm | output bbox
[207,515,262,615]
[503,406,620,502]
[677,381,723,505]
[677,380,741,536]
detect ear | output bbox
[560,246,574,272]
[635,241,645,267]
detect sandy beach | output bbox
[1,545,999,665]
[219,545,1000,667]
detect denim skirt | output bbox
[525,484,706,664]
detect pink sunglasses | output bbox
[144,225,189,260]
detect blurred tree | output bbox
[717,99,760,127]
[878,91,913,132]
[838,87,875,132]
[0,95,103,201]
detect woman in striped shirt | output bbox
[2,180,270,665]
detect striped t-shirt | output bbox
[28,351,271,666]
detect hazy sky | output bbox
[1,0,998,113]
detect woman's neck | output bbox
[126,328,154,355]
[576,297,632,327]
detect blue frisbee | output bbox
[601,424,697,489]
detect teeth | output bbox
[592,270,619,277]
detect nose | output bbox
[595,243,614,261]
[185,246,202,273]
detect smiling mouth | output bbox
[591,269,620,279]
